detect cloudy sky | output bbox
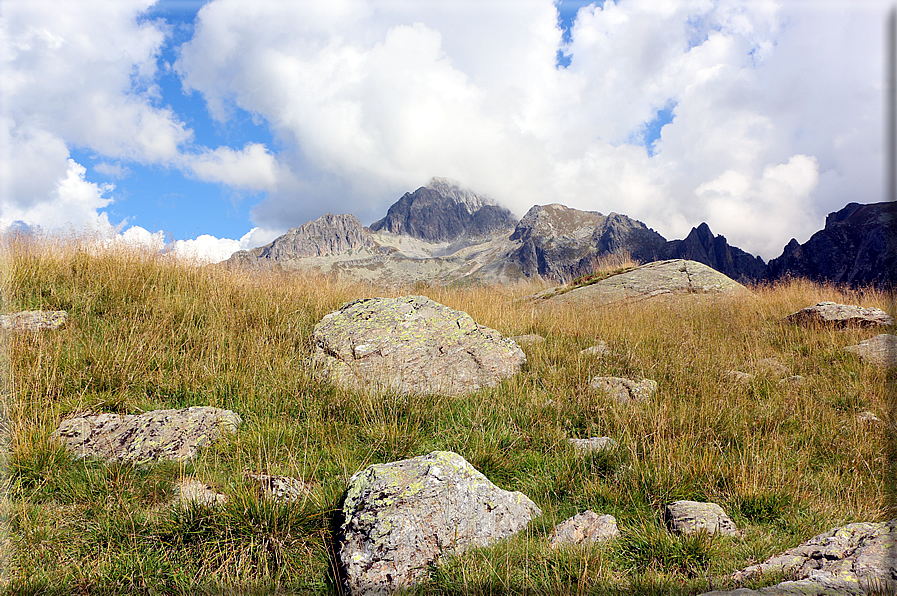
[1,0,893,262]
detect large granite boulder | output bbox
[785,302,893,328]
[53,406,242,463]
[699,520,897,596]
[1,310,67,331]
[844,334,897,367]
[312,295,525,396]
[540,259,748,305]
[665,500,738,536]
[339,450,541,595]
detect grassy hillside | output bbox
[1,235,894,594]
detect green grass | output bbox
[1,235,894,594]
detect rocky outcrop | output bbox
[228,213,380,267]
[844,334,897,367]
[549,511,619,547]
[665,501,738,537]
[339,450,541,595]
[785,302,894,328]
[369,177,517,242]
[700,520,897,596]
[508,204,667,280]
[53,406,242,463]
[541,259,748,305]
[662,222,767,282]
[0,310,67,331]
[766,201,897,288]
[590,377,658,404]
[312,296,525,396]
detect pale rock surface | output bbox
[700,520,897,596]
[844,334,897,367]
[755,357,789,377]
[0,310,67,331]
[568,437,618,454]
[339,450,541,595]
[173,478,227,507]
[53,406,241,463]
[580,341,608,356]
[665,500,738,536]
[590,376,657,404]
[313,296,525,396]
[857,410,882,424]
[511,334,545,345]
[244,471,311,503]
[778,375,804,387]
[549,511,619,547]
[785,302,893,328]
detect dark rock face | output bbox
[508,204,667,280]
[766,201,897,288]
[369,177,517,242]
[661,222,767,282]
[228,213,377,267]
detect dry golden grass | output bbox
[1,233,893,594]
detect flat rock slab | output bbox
[244,471,311,503]
[54,406,242,463]
[549,511,619,547]
[665,500,738,536]
[1,310,67,331]
[699,520,897,596]
[568,437,618,454]
[339,450,541,595]
[590,376,657,404]
[785,302,893,328]
[313,295,525,396]
[844,334,897,367]
[541,259,747,305]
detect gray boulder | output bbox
[785,302,893,328]
[339,450,541,595]
[590,376,657,404]
[1,310,67,331]
[665,500,738,536]
[700,520,897,596]
[53,406,241,463]
[844,334,897,367]
[580,341,608,356]
[549,511,619,547]
[511,334,545,345]
[568,437,618,454]
[312,295,525,396]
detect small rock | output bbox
[549,511,619,547]
[339,450,541,595]
[568,437,617,454]
[511,334,545,345]
[173,478,226,508]
[755,357,789,376]
[312,296,526,397]
[726,370,754,382]
[244,471,311,503]
[785,302,894,328]
[580,341,608,356]
[665,500,738,536]
[0,310,67,331]
[857,410,882,424]
[777,375,804,387]
[590,376,657,403]
[844,334,897,368]
[53,406,242,463]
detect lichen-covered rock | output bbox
[568,437,617,454]
[549,511,619,547]
[665,500,738,536]
[699,520,897,596]
[173,478,227,508]
[313,296,525,396]
[844,334,897,367]
[339,450,541,595]
[244,471,311,503]
[53,406,241,463]
[0,310,67,331]
[590,376,657,404]
[785,302,893,328]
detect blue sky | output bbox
[1,0,892,261]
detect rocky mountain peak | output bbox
[423,177,496,213]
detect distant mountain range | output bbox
[227,177,895,288]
